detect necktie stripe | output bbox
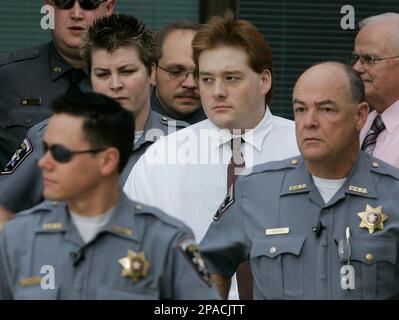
[361,115,385,154]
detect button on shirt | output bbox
[124,107,299,241]
[360,100,399,168]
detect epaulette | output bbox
[249,156,301,176]
[13,200,54,219]
[0,43,47,67]
[31,119,49,134]
[159,116,189,129]
[369,157,399,180]
[133,201,189,231]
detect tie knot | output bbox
[67,68,86,85]
[229,136,244,149]
[371,115,386,134]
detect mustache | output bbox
[174,91,200,100]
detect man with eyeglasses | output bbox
[0,92,219,300]
[0,0,115,168]
[352,13,399,168]
[151,21,207,125]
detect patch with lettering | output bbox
[213,184,235,221]
[1,138,33,175]
[177,238,212,286]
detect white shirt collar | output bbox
[208,107,273,152]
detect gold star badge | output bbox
[118,250,150,282]
[357,205,388,234]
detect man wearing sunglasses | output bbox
[0,92,219,299]
[0,0,115,167]
[352,13,399,168]
[0,14,187,230]
[151,21,206,125]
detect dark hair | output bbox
[51,92,134,173]
[80,14,155,75]
[192,11,274,105]
[311,62,365,103]
[341,63,365,103]
[155,20,201,62]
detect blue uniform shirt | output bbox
[0,42,90,166]
[201,152,399,299]
[0,193,219,300]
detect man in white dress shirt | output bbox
[123,12,299,299]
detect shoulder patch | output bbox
[177,237,212,286]
[1,138,33,175]
[213,184,235,221]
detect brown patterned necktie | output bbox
[361,115,385,154]
[227,137,246,189]
[227,138,253,300]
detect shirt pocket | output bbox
[14,285,59,300]
[343,237,396,299]
[250,235,306,299]
[7,108,51,130]
[96,286,159,300]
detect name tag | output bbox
[20,98,42,106]
[265,227,290,236]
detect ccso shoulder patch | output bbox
[1,138,33,175]
[177,237,212,286]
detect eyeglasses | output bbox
[53,0,107,10]
[350,53,399,66]
[43,141,105,163]
[157,64,198,81]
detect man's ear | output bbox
[99,147,120,176]
[105,0,116,15]
[260,69,272,97]
[355,101,369,131]
[150,63,156,86]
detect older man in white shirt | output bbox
[123,13,299,299]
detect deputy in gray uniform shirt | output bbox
[0,0,116,167]
[200,62,399,299]
[0,14,187,222]
[0,92,218,300]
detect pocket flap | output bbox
[14,285,59,300]
[347,237,396,265]
[7,109,51,128]
[251,235,306,259]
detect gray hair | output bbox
[359,12,399,28]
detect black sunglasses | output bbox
[43,141,105,163]
[53,0,107,10]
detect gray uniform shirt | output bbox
[0,192,219,300]
[0,110,188,213]
[200,152,399,299]
[0,42,90,166]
